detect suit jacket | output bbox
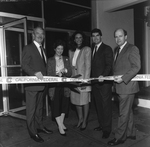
[91,42,113,78]
[113,42,141,94]
[21,42,47,91]
[47,56,72,99]
[69,46,91,92]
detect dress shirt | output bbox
[114,41,127,60]
[33,41,47,62]
[55,56,64,75]
[72,48,80,66]
[92,42,102,56]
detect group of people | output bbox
[21,26,141,146]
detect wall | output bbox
[91,0,134,50]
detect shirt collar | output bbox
[33,40,41,48]
[95,42,102,49]
[120,41,127,50]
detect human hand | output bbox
[98,75,104,82]
[35,72,43,80]
[77,86,86,92]
[114,76,123,83]
[60,68,67,74]
[56,71,62,77]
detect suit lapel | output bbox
[97,43,103,53]
[32,43,42,59]
[51,57,56,74]
[92,43,103,60]
[115,43,129,63]
[75,48,83,68]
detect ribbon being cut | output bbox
[0,74,150,84]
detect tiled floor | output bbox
[0,96,150,147]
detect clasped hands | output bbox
[98,75,123,83]
[56,68,67,77]
[98,75,104,82]
[114,76,123,83]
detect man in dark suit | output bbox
[108,29,141,146]
[91,28,113,139]
[22,27,53,143]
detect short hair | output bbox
[53,40,66,50]
[114,28,127,37]
[32,26,44,34]
[91,28,102,36]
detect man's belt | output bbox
[0,74,149,84]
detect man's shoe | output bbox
[108,138,125,146]
[102,131,110,139]
[37,127,53,134]
[127,136,136,140]
[94,126,102,131]
[31,134,44,143]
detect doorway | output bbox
[0,18,27,119]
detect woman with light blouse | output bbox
[47,40,72,136]
[69,31,91,131]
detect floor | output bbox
[0,88,150,147]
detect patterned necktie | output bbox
[40,46,46,65]
[93,45,97,59]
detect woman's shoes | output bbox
[80,126,86,131]
[62,124,68,131]
[64,128,68,131]
[58,127,66,136]
[80,122,87,131]
[76,122,83,128]
[60,132,66,136]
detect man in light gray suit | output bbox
[108,28,141,146]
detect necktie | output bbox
[114,47,120,63]
[40,46,46,65]
[93,45,97,59]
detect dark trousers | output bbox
[51,86,69,118]
[92,82,112,133]
[26,90,44,136]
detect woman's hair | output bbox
[69,31,87,51]
[53,39,66,50]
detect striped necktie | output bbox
[40,46,46,65]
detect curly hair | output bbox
[69,31,87,51]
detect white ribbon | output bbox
[87,74,150,82]
[0,76,87,84]
[0,74,150,84]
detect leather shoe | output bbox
[60,132,67,136]
[102,131,110,139]
[31,134,44,143]
[94,126,102,131]
[127,136,136,140]
[37,127,53,134]
[108,138,125,146]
